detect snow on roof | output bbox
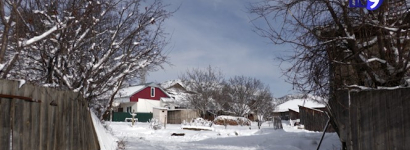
[160,79,185,89]
[115,85,146,98]
[274,99,325,113]
[153,107,168,110]
[115,82,172,100]
[288,108,299,113]
[160,97,174,102]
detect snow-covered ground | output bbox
[106,120,341,150]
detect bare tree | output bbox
[223,75,273,123]
[251,86,273,129]
[0,0,173,115]
[223,76,257,117]
[179,66,224,118]
[249,0,410,97]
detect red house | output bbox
[114,83,171,113]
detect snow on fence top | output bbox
[90,111,118,150]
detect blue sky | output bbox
[147,0,295,97]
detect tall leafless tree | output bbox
[251,86,273,129]
[179,66,224,118]
[249,0,410,97]
[223,75,273,124]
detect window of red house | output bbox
[151,87,155,97]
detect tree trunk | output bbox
[102,76,126,119]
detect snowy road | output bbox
[108,121,341,150]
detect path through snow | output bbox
[108,121,341,150]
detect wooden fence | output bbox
[167,109,199,124]
[329,88,410,150]
[0,79,100,150]
[299,106,334,132]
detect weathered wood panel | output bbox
[330,88,410,150]
[0,80,12,150]
[12,81,23,150]
[167,109,200,124]
[299,106,334,132]
[0,79,100,150]
[30,86,41,150]
[402,88,410,149]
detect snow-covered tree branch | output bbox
[223,76,273,122]
[179,66,225,117]
[0,0,173,114]
[250,0,410,97]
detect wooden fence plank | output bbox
[360,92,375,148]
[72,93,80,149]
[20,83,34,150]
[30,99,41,150]
[10,81,24,150]
[388,89,402,149]
[402,88,410,149]
[81,101,87,149]
[1,80,16,150]
[80,103,85,149]
[39,87,50,150]
[67,91,74,150]
[22,98,32,150]
[72,94,78,150]
[64,91,71,150]
[0,80,11,150]
[381,91,390,150]
[56,90,66,150]
[372,91,382,150]
[356,92,363,150]
[349,91,359,150]
[29,86,41,150]
[47,88,58,150]
[12,97,23,150]
[78,101,84,149]
[0,98,11,150]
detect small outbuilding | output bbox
[288,108,300,120]
[299,106,334,132]
[273,99,325,120]
[153,107,168,125]
[167,109,199,124]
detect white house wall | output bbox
[118,102,138,113]
[137,98,160,113]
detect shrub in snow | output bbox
[181,118,214,131]
[213,116,251,126]
[149,118,162,130]
[101,121,114,135]
[117,137,126,150]
[190,118,213,127]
